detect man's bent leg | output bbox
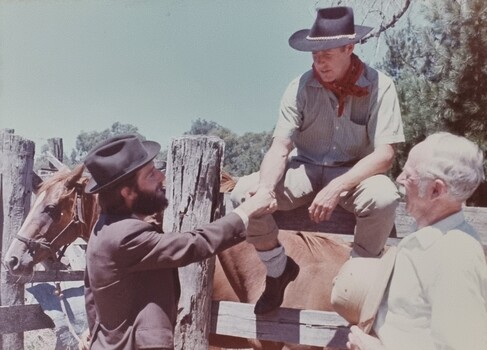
[230,171,305,314]
[242,213,299,314]
[340,174,400,257]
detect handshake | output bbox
[236,187,278,219]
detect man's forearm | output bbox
[259,152,287,190]
[258,138,293,191]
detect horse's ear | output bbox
[65,164,85,189]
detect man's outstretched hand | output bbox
[238,188,278,218]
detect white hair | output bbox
[417,132,485,202]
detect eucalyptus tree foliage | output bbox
[379,0,487,205]
[68,122,143,164]
[185,118,272,177]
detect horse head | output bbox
[4,164,98,276]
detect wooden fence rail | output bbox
[0,299,350,348]
[211,301,350,348]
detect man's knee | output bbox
[355,175,400,215]
[246,216,279,249]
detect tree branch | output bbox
[362,0,413,42]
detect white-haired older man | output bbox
[347,132,487,350]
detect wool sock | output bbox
[257,245,287,278]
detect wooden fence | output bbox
[0,130,78,349]
[1,129,487,349]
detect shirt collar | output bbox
[356,70,372,88]
[306,66,372,89]
[401,210,466,250]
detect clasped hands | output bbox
[239,184,278,218]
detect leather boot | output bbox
[254,256,299,315]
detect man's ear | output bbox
[121,186,137,202]
[345,43,355,55]
[432,179,448,198]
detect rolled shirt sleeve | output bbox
[368,72,404,147]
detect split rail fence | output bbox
[1,129,486,349]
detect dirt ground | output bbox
[24,330,252,350]
[24,329,58,350]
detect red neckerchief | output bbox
[313,54,369,117]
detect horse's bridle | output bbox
[14,183,87,262]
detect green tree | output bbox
[228,131,272,176]
[185,118,271,176]
[70,122,144,164]
[379,0,487,205]
[378,20,439,175]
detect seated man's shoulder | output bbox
[294,70,315,88]
[438,227,485,264]
[362,65,394,87]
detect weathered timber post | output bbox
[47,137,64,168]
[0,130,35,349]
[162,135,224,350]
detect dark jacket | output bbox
[84,212,245,349]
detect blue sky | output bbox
[0,0,410,154]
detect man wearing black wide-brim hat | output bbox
[231,6,404,315]
[81,135,277,349]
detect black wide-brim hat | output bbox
[289,7,373,52]
[84,135,161,194]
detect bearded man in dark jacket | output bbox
[81,135,276,350]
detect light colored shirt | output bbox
[374,210,487,350]
[273,64,404,167]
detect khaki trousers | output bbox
[230,160,400,257]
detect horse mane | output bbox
[38,164,87,195]
[220,171,238,193]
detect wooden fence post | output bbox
[0,130,35,350]
[47,138,63,160]
[163,135,224,350]
[47,137,64,169]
